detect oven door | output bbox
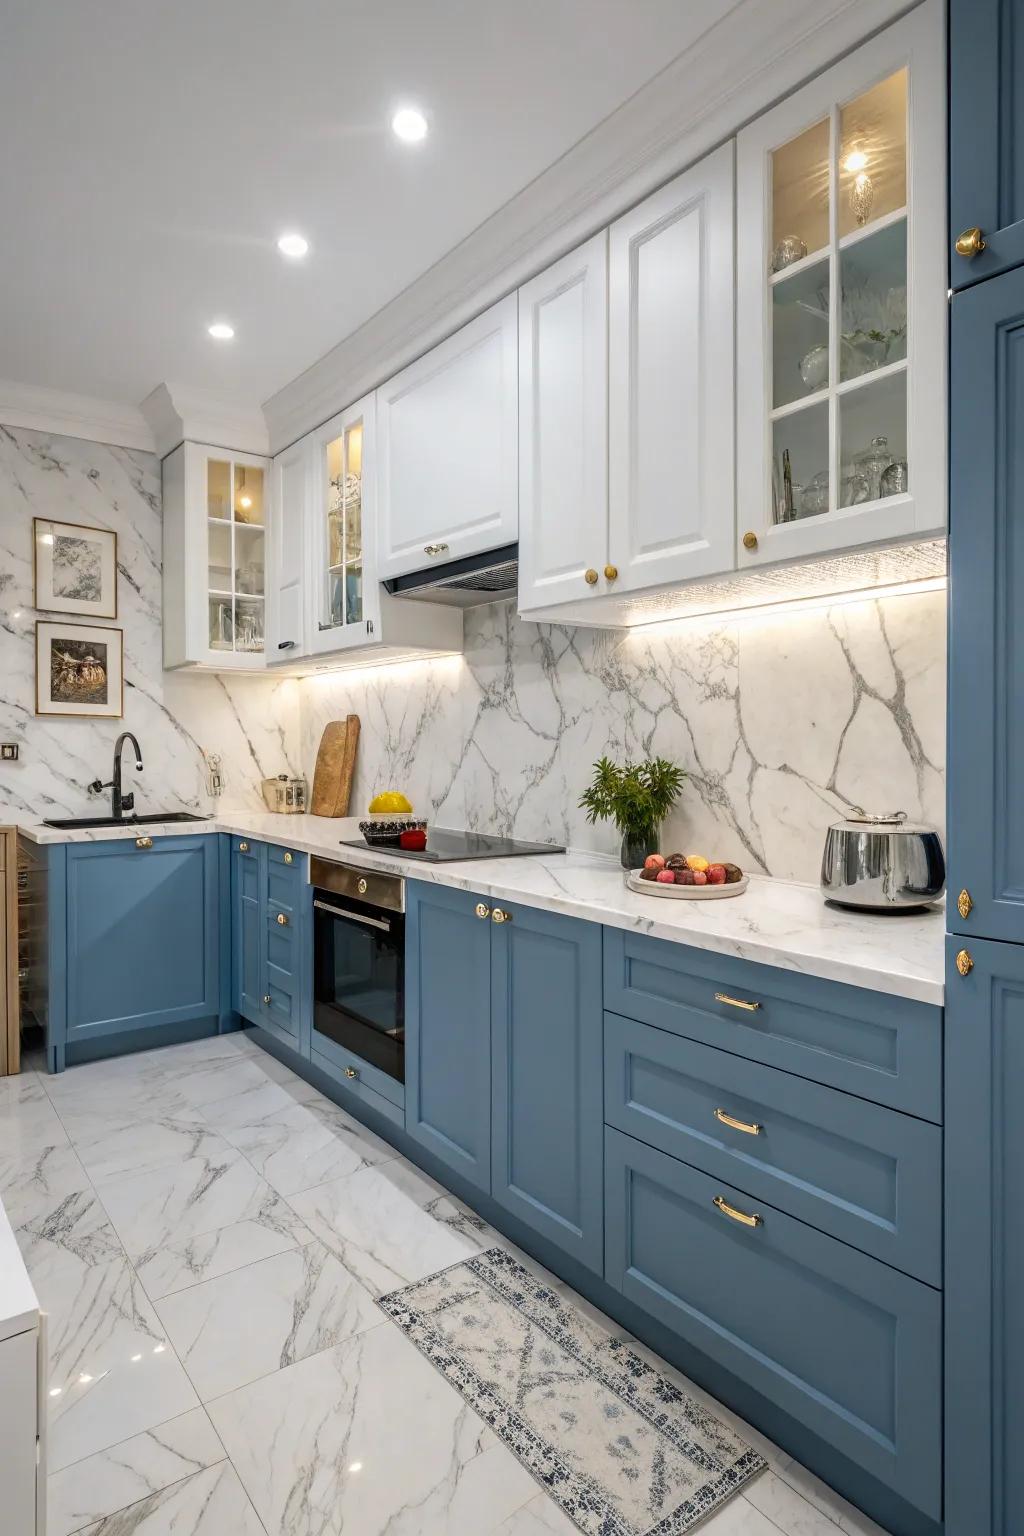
[312,890,405,1082]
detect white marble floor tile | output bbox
[76,1459,265,1536]
[220,1096,397,1196]
[42,1074,208,1128]
[46,1406,225,1536]
[774,1460,892,1536]
[155,1240,382,1400]
[208,1323,539,1536]
[34,1255,199,1473]
[287,1157,488,1297]
[488,1494,580,1536]
[0,1088,69,1149]
[16,1186,125,1284]
[194,1072,323,1130]
[0,1140,90,1226]
[698,1497,793,1534]
[744,1470,850,1535]
[65,1112,236,1188]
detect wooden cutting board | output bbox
[310,716,360,817]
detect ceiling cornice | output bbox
[0,378,154,452]
[263,0,913,454]
[139,383,270,460]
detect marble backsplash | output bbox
[0,425,299,821]
[300,589,946,883]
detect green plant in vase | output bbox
[579,756,686,869]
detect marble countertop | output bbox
[0,1197,39,1342]
[16,812,945,1005]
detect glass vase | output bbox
[621,828,659,870]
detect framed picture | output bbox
[34,518,118,619]
[35,621,123,718]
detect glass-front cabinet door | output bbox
[205,451,267,664]
[736,3,945,567]
[308,392,379,656]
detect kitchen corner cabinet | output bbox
[163,442,270,670]
[947,263,1024,944]
[949,0,1024,288]
[404,883,603,1270]
[266,435,309,661]
[944,934,1024,1536]
[232,837,309,1049]
[376,296,518,581]
[736,1,946,569]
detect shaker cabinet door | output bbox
[517,233,609,613]
[608,143,735,592]
[950,0,1024,288]
[947,264,1024,942]
[267,437,310,661]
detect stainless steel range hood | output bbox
[382,544,518,608]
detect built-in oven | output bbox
[310,857,405,1083]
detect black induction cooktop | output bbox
[338,829,565,863]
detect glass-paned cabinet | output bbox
[206,456,266,658]
[737,2,945,567]
[308,392,379,656]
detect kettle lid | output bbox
[843,808,908,826]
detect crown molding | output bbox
[263,0,913,453]
[139,383,270,460]
[0,379,154,452]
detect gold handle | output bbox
[713,1195,763,1228]
[584,568,599,586]
[283,852,294,866]
[424,542,450,558]
[357,877,368,896]
[344,1066,358,1079]
[956,948,974,977]
[276,912,289,926]
[714,1107,763,1136]
[239,841,249,853]
[604,565,618,582]
[135,836,153,850]
[957,888,973,920]
[714,992,761,1012]
[955,225,986,257]
[492,908,512,924]
[263,994,272,1006]
[475,902,492,920]
[742,531,758,552]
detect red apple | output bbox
[692,870,708,886]
[707,864,727,885]
[644,853,666,871]
[655,869,676,884]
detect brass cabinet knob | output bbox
[604,565,618,582]
[357,877,368,896]
[283,851,294,865]
[475,902,491,920]
[344,1066,358,1079]
[492,908,512,924]
[955,225,986,258]
[584,568,599,586]
[135,836,153,850]
[239,841,249,853]
[263,994,272,1006]
[956,949,974,977]
[957,888,973,920]
[742,531,759,552]
[276,912,289,926]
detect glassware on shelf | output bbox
[852,435,895,500]
[772,399,828,524]
[772,235,808,274]
[801,470,831,517]
[772,261,829,408]
[799,345,829,392]
[839,469,871,506]
[880,459,909,497]
[771,117,830,261]
[840,219,907,382]
[236,561,263,596]
[838,70,908,239]
[234,602,264,653]
[209,598,233,650]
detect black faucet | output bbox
[88,732,144,819]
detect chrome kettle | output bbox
[820,809,945,913]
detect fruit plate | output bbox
[626,871,750,899]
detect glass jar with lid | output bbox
[852,435,894,501]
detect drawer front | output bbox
[603,929,941,1122]
[605,1128,941,1519]
[605,1013,941,1285]
[311,1025,405,1110]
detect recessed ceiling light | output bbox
[207,321,235,340]
[277,232,309,259]
[391,106,428,143]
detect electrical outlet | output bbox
[1,743,19,761]
[201,749,224,798]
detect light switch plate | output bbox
[0,744,18,761]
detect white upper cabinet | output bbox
[736,0,945,568]
[608,143,736,593]
[163,442,270,670]
[517,232,609,614]
[376,296,518,580]
[267,436,310,661]
[306,394,382,657]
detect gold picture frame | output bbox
[35,620,124,719]
[33,517,118,620]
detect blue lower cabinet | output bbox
[232,840,263,1024]
[945,934,1024,1535]
[491,903,603,1271]
[230,837,309,1048]
[66,835,220,1044]
[605,1126,941,1519]
[405,883,492,1189]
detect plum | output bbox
[692,870,708,886]
[655,869,676,884]
[644,853,666,871]
[707,864,727,885]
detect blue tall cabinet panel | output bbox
[233,840,263,1023]
[405,883,492,1189]
[491,903,603,1272]
[230,837,309,1050]
[65,835,219,1044]
[947,264,1024,942]
[950,0,1024,287]
[945,935,1024,1535]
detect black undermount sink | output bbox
[42,812,210,830]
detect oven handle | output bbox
[314,898,392,933]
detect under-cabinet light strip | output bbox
[629,576,947,636]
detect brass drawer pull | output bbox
[239,841,250,853]
[263,994,272,1006]
[492,908,512,924]
[714,992,761,1012]
[357,877,368,896]
[715,1107,763,1136]
[344,1066,358,1079]
[424,542,450,558]
[475,902,491,920]
[713,1195,762,1228]
[135,836,154,850]
[276,912,289,926]
[283,851,294,866]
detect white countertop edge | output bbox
[13,812,945,1006]
[0,1198,40,1343]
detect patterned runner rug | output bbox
[378,1246,766,1534]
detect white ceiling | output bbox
[0,0,738,411]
